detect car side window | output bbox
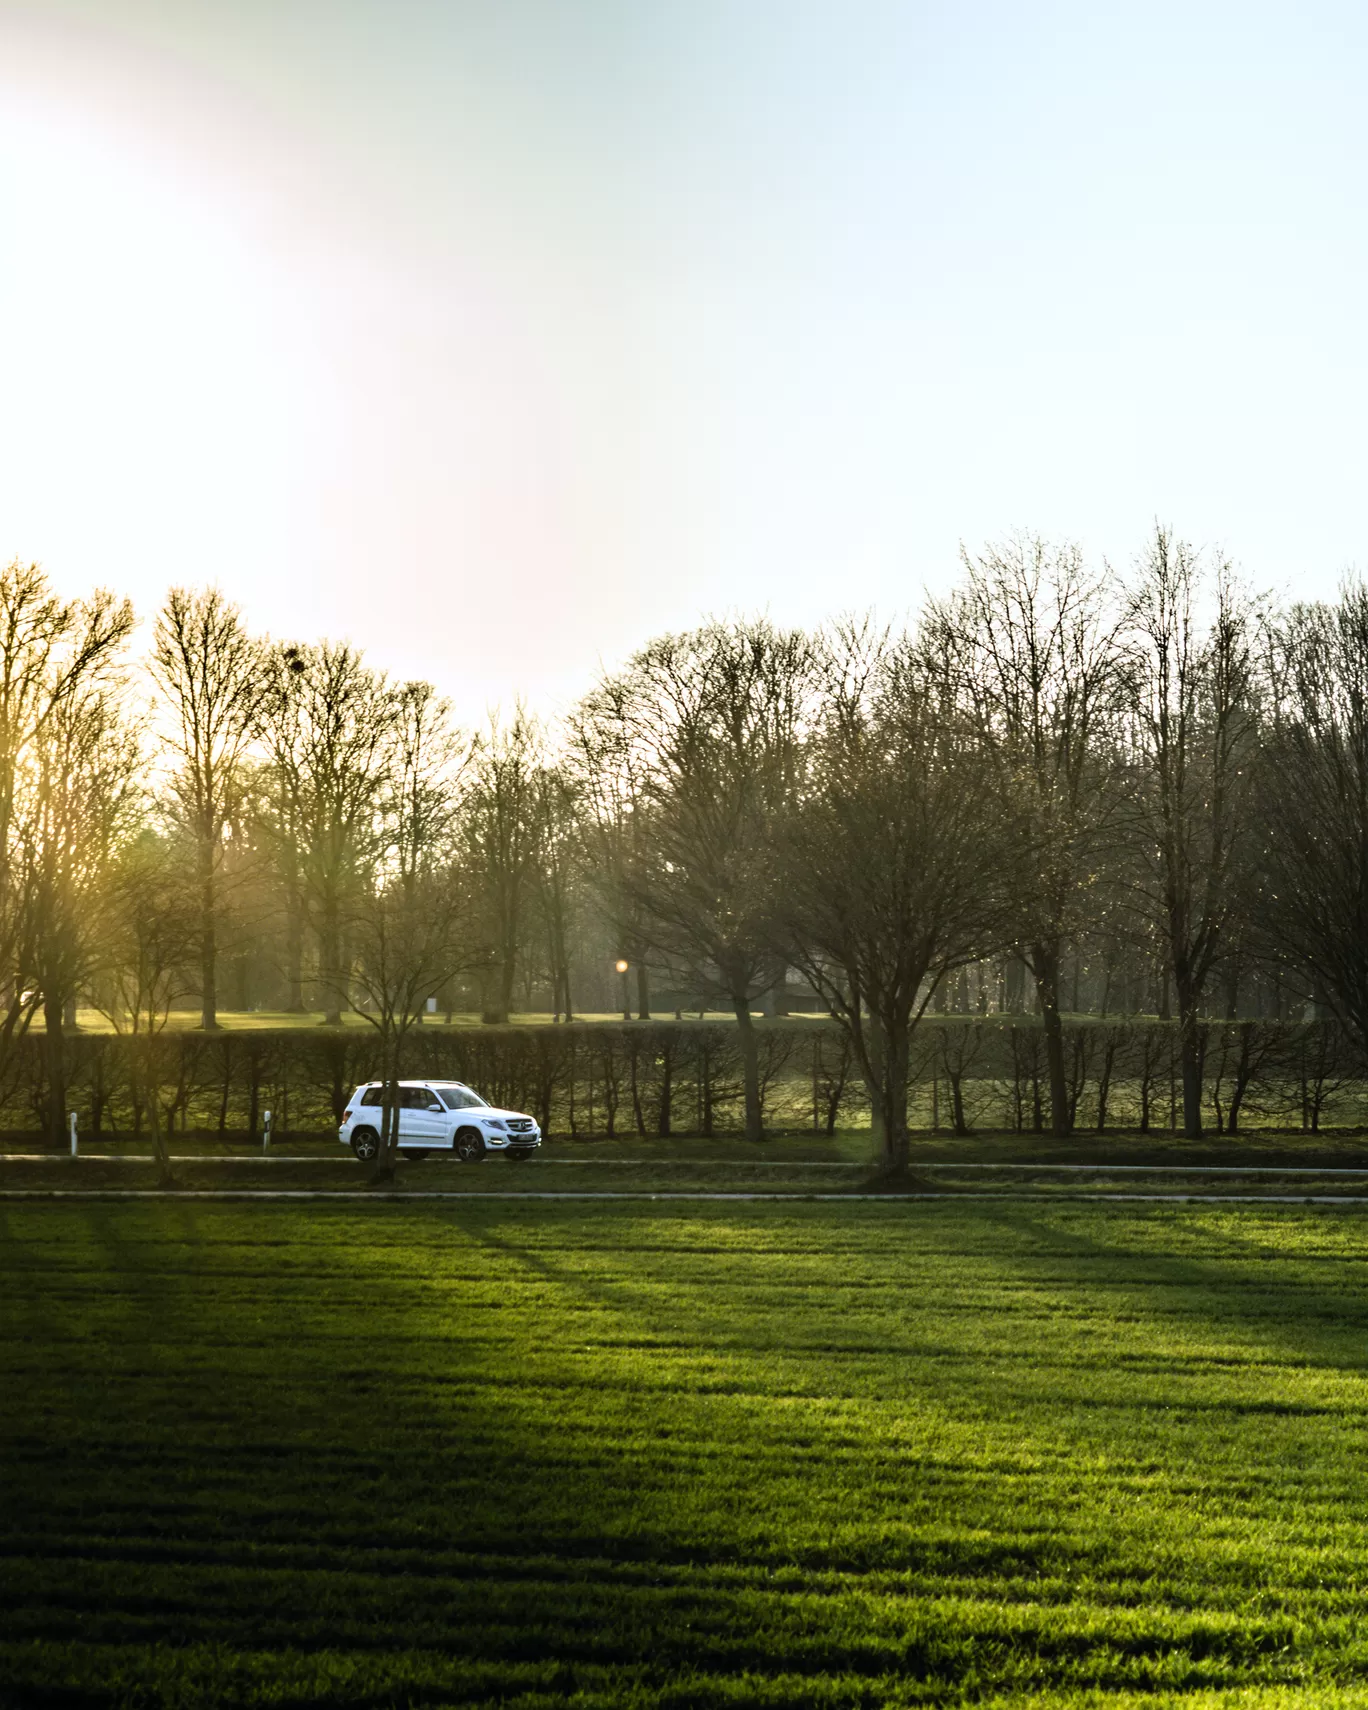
[360,1088,383,1108]
[399,1087,428,1109]
[439,1087,486,1110]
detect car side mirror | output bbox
[427,1101,443,1112]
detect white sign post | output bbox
[262,1108,272,1154]
[69,1110,78,1158]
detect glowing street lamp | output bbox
[615,959,631,1020]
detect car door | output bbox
[399,1085,447,1147]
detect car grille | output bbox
[506,1119,535,1134]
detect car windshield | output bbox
[439,1087,488,1111]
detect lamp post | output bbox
[615,959,631,1021]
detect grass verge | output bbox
[5,1199,1368,1705]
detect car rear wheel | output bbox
[455,1127,485,1163]
[350,1126,379,1162]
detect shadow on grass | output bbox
[6,1198,1368,1707]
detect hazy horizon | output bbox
[4,0,1367,721]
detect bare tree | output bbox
[531,763,580,1022]
[151,588,265,1029]
[388,681,465,895]
[254,645,310,1009]
[0,563,133,1104]
[344,873,471,1179]
[28,685,141,1144]
[461,709,543,1025]
[344,688,470,1178]
[574,620,814,1140]
[1254,582,1368,1056]
[923,536,1127,1135]
[1124,527,1258,1136]
[568,676,656,1018]
[776,622,1019,1170]
[96,832,200,1185]
[259,643,398,1023]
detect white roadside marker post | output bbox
[69,1110,77,1158]
[262,1109,272,1154]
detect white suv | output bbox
[339,1081,542,1163]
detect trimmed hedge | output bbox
[12,1023,822,1142]
[7,1016,1367,1142]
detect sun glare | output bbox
[0,77,296,592]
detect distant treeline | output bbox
[9,1018,1366,1143]
[10,524,1368,1172]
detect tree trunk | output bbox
[482,962,510,1025]
[879,1018,911,1170]
[142,1046,174,1187]
[636,963,651,1022]
[200,840,218,1030]
[44,991,64,1149]
[319,893,343,1025]
[148,1093,171,1183]
[1228,1024,1253,1134]
[854,1011,910,1172]
[866,1064,887,1160]
[374,1048,400,1181]
[948,1069,968,1135]
[657,1043,673,1137]
[285,888,305,1012]
[629,1036,646,1135]
[1178,1002,1204,1137]
[732,996,762,1140]
[1031,942,1072,1138]
[217,1038,232,1137]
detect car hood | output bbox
[462,1106,535,1124]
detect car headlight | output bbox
[486,1119,506,1131]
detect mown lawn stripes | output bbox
[5,1200,1368,1706]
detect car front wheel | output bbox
[350,1126,379,1162]
[454,1127,485,1163]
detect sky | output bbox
[2,0,1367,722]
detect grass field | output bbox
[6,1200,1368,1707]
